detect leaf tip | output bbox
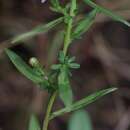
[125,21,130,27]
[108,87,118,93]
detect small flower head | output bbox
[29,57,39,67]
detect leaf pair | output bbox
[5,49,50,90]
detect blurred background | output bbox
[0,0,130,130]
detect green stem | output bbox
[42,1,77,130]
[42,91,57,130]
[63,0,76,56]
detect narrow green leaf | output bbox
[28,114,41,130]
[68,110,92,130]
[59,51,65,63]
[58,66,73,107]
[68,56,76,63]
[84,0,130,27]
[50,87,117,119]
[73,8,98,39]
[5,49,43,84]
[51,64,61,70]
[12,17,63,43]
[50,0,61,12]
[69,63,80,69]
[51,0,60,7]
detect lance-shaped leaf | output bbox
[73,8,98,39]
[84,0,130,27]
[28,114,41,130]
[50,87,117,119]
[58,65,73,107]
[12,17,63,43]
[5,49,44,84]
[68,110,92,130]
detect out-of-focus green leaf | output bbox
[28,114,41,130]
[73,8,98,39]
[51,0,60,7]
[68,110,92,130]
[68,63,80,69]
[11,17,63,43]
[50,87,117,119]
[84,0,130,27]
[50,0,68,15]
[51,64,61,70]
[68,56,75,63]
[58,51,65,63]
[47,31,64,66]
[58,65,73,107]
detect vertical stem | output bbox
[42,1,77,130]
[42,91,57,130]
[63,19,73,56]
[63,0,76,56]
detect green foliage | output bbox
[28,114,41,130]
[47,31,64,66]
[58,65,73,107]
[50,88,117,119]
[12,17,63,43]
[50,0,68,15]
[73,8,98,39]
[5,49,43,83]
[5,0,129,130]
[84,0,130,27]
[5,49,51,91]
[68,110,92,130]
[51,51,80,107]
[70,0,77,17]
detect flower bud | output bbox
[29,57,39,67]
